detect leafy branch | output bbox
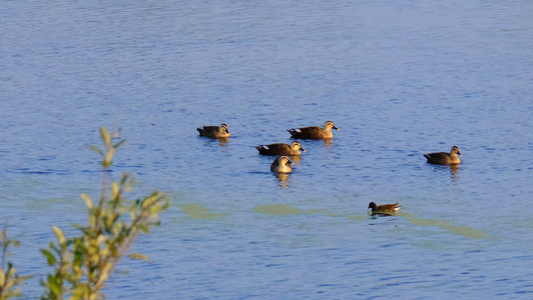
[40,127,170,300]
[0,224,29,300]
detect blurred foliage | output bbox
[1,126,171,299]
[39,126,170,299]
[0,226,30,300]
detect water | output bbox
[1,0,533,298]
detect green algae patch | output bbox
[446,225,485,239]
[179,203,223,220]
[254,204,302,215]
[304,209,340,216]
[348,214,367,220]
[402,213,486,239]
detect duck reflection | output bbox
[199,136,229,146]
[323,138,333,148]
[368,212,400,220]
[449,164,460,181]
[274,172,290,189]
[217,137,229,146]
[368,211,401,218]
[289,155,301,164]
[433,164,460,181]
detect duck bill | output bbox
[333,126,339,130]
[301,148,306,152]
[457,152,462,156]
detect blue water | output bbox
[2,0,533,299]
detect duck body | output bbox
[256,141,305,156]
[424,146,462,165]
[288,121,339,139]
[270,156,293,173]
[197,123,231,138]
[368,202,401,213]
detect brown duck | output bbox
[424,145,462,165]
[197,123,231,138]
[368,202,401,213]
[256,141,306,156]
[287,121,339,139]
[270,156,293,173]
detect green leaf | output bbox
[48,275,62,296]
[0,270,5,286]
[113,139,127,149]
[52,226,66,245]
[41,249,56,265]
[100,126,111,147]
[7,264,16,278]
[12,288,22,297]
[11,239,21,248]
[88,145,104,156]
[136,224,150,234]
[81,193,94,209]
[128,253,149,261]
[15,274,32,283]
[141,194,160,209]
[110,182,119,200]
[103,147,116,168]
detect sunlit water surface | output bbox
[1,0,533,299]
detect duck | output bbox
[287,120,339,139]
[270,156,293,173]
[197,123,231,138]
[368,202,401,213]
[256,141,306,156]
[424,145,462,165]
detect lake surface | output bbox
[1,0,533,298]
